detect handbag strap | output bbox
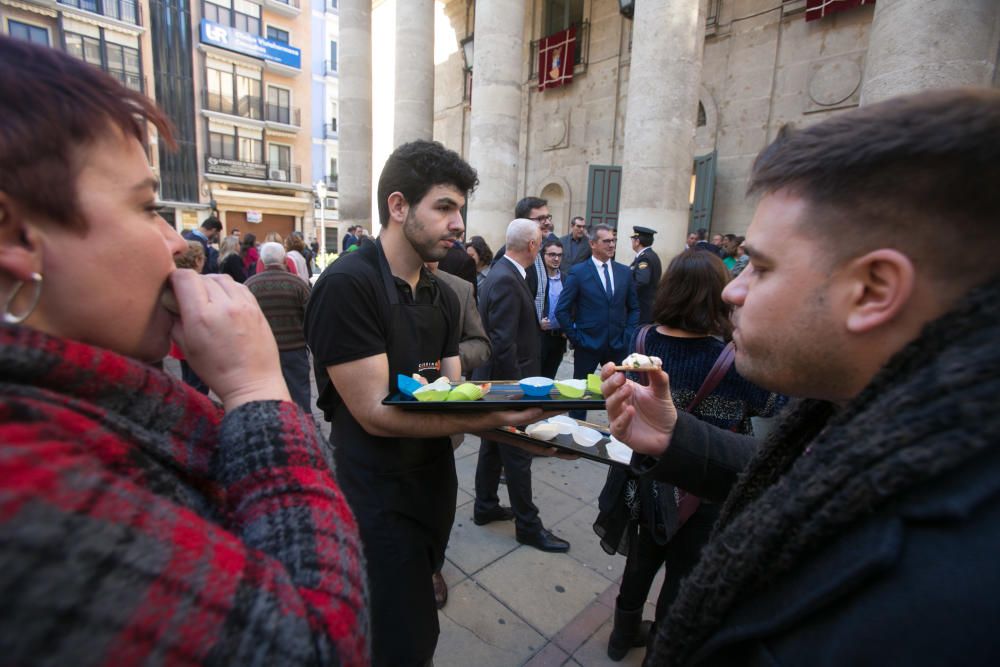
[632,324,655,386]
[685,341,735,414]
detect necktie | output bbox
[603,262,613,297]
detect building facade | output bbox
[351,0,1000,258]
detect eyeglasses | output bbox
[597,238,616,244]
[530,214,553,223]
[544,252,563,258]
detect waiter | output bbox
[305,140,550,666]
[629,225,662,325]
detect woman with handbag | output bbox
[593,249,784,661]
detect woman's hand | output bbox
[600,362,676,456]
[169,270,291,411]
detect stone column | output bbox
[861,0,1000,104]
[618,0,707,258]
[339,0,373,229]
[393,0,435,145]
[466,0,527,251]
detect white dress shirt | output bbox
[591,256,615,294]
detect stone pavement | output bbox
[166,352,659,665]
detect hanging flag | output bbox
[538,25,577,92]
[805,0,875,22]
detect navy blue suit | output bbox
[556,259,638,417]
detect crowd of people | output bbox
[2,33,999,667]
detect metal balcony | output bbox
[265,104,300,127]
[201,90,263,121]
[58,0,141,26]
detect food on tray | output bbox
[525,422,561,441]
[519,376,555,397]
[615,353,663,372]
[606,436,634,464]
[413,378,452,402]
[446,382,492,401]
[554,379,586,398]
[572,425,602,448]
[586,373,603,396]
[547,415,577,435]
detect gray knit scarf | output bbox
[648,279,1000,665]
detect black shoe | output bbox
[516,528,570,553]
[608,602,652,661]
[473,506,515,526]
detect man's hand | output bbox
[169,270,291,411]
[600,362,675,456]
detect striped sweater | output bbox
[245,265,311,350]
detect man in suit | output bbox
[473,218,570,553]
[692,227,723,257]
[629,225,662,325]
[341,224,358,252]
[559,216,591,267]
[556,224,639,420]
[492,196,553,324]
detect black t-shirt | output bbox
[304,241,460,420]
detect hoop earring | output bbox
[3,272,43,324]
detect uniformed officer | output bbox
[630,226,662,324]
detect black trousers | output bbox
[540,330,568,379]
[618,503,720,621]
[570,345,624,420]
[474,439,542,535]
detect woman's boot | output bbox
[607,603,652,661]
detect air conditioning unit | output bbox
[269,168,288,180]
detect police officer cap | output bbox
[630,226,656,238]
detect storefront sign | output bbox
[206,156,268,180]
[246,210,263,223]
[200,19,301,70]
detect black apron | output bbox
[332,239,457,667]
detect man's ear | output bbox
[843,249,915,334]
[0,194,45,283]
[386,191,409,226]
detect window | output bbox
[327,40,337,74]
[545,0,583,36]
[266,25,289,44]
[205,62,261,119]
[105,42,142,91]
[236,73,262,118]
[268,143,291,180]
[233,0,260,34]
[238,135,262,163]
[203,0,231,25]
[8,20,49,45]
[209,131,236,159]
[266,86,290,124]
[65,32,103,66]
[205,64,235,112]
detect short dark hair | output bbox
[635,233,654,248]
[201,216,222,232]
[652,250,732,338]
[571,216,586,226]
[515,196,548,219]
[377,140,478,226]
[0,36,174,231]
[748,88,1000,283]
[696,228,708,241]
[543,238,563,252]
[467,235,493,267]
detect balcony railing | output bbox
[324,121,337,139]
[324,60,338,76]
[529,20,590,80]
[107,70,143,93]
[58,0,141,26]
[265,103,300,126]
[324,175,338,190]
[202,90,263,121]
[268,164,302,183]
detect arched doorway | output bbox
[540,182,567,236]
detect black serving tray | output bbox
[382,380,605,412]
[484,419,633,468]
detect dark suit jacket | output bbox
[555,259,639,353]
[472,257,540,381]
[341,233,358,252]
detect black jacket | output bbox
[472,257,540,381]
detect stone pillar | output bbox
[466,0,527,251]
[618,0,707,258]
[393,0,435,145]
[339,0,373,229]
[861,0,1000,104]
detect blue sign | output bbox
[200,19,301,70]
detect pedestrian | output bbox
[539,237,568,378]
[629,225,662,325]
[559,215,592,267]
[182,215,222,273]
[218,234,246,283]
